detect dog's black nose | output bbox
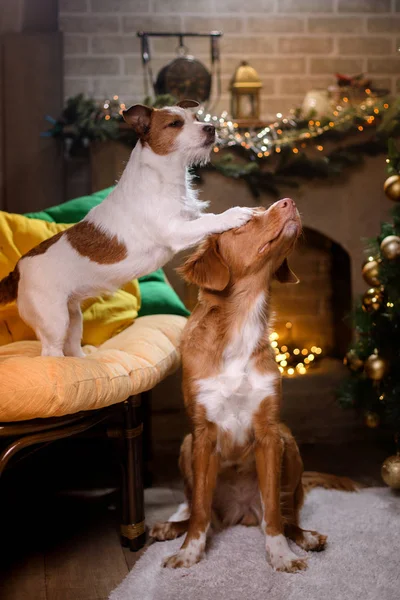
[203,125,215,135]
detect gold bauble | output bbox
[383,174,400,202]
[362,260,380,287]
[381,454,400,489]
[380,235,400,260]
[362,287,383,313]
[364,353,388,381]
[365,411,380,428]
[343,349,364,372]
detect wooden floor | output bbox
[0,436,390,600]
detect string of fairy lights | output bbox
[269,323,323,377]
[196,91,390,158]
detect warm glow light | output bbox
[384,103,389,109]
[308,354,315,361]
[105,115,111,120]
[365,88,371,94]
[213,147,219,152]
[276,147,281,153]
[257,152,263,158]
[343,97,349,103]
[276,112,282,118]
[293,348,300,355]
[317,145,323,151]
[271,341,278,348]
[280,360,287,367]
[279,366,284,373]
[301,349,308,356]
[293,148,299,154]
[315,347,322,354]
[374,108,379,114]
[358,126,363,131]
[286,322,293,329]
[287,368,295,376]
[113,95,119,100]
[269,332,279,341]
[329,121,334,127]
[304,358,310,364]
[315,121,321,126]
[281,345,288,352]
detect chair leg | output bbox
[120,395,146,551]
[142,389,153,488]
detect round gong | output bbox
[155,56,212,103]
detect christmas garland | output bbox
[45,92,400,197]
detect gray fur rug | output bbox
[110,487,400,600]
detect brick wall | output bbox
[60,0,400,119]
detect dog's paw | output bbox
[162,549,202,569]
[271,553,308,573]
[298,530,327,552]
[219,206,255,230]
[150,522,179,541]
[266,534,308,573]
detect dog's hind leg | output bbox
[18,288,69,357]
[150,519,189,541]
[64,300,85,358]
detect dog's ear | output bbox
[122,104,152,136]
[274,258,299,284]
[177,237,230,292]
[176,99,199,109]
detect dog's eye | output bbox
[168,120,183,128]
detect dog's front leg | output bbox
[255,425,307,573]
[163,424,218,569]
[169,208,254,253]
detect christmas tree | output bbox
[338,139,400,489]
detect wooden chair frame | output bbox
[0,392,150,552]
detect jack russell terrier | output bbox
[0,100,253,357]
[151,199,357,572]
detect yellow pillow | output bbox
[0,211,141,346]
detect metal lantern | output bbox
[230,61,262,122]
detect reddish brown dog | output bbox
[151,198,355,572]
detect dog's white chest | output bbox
[196,293,276,447]
[197,365,276,447]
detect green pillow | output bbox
[138,269,189,317]
[24,188,189,318]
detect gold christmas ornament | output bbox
[362,287,383,313]
[343,349,364,372]
[364,352,388,381]
[380,235,400,260]
[383,174,400,202]
[381,454,400,489]
[365,411,380,428]
[362,259,380,287]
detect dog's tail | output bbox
[0,267,19,305]
[302,471,360,493]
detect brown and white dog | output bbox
[151,198,356,572]
[0,100,253,357]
